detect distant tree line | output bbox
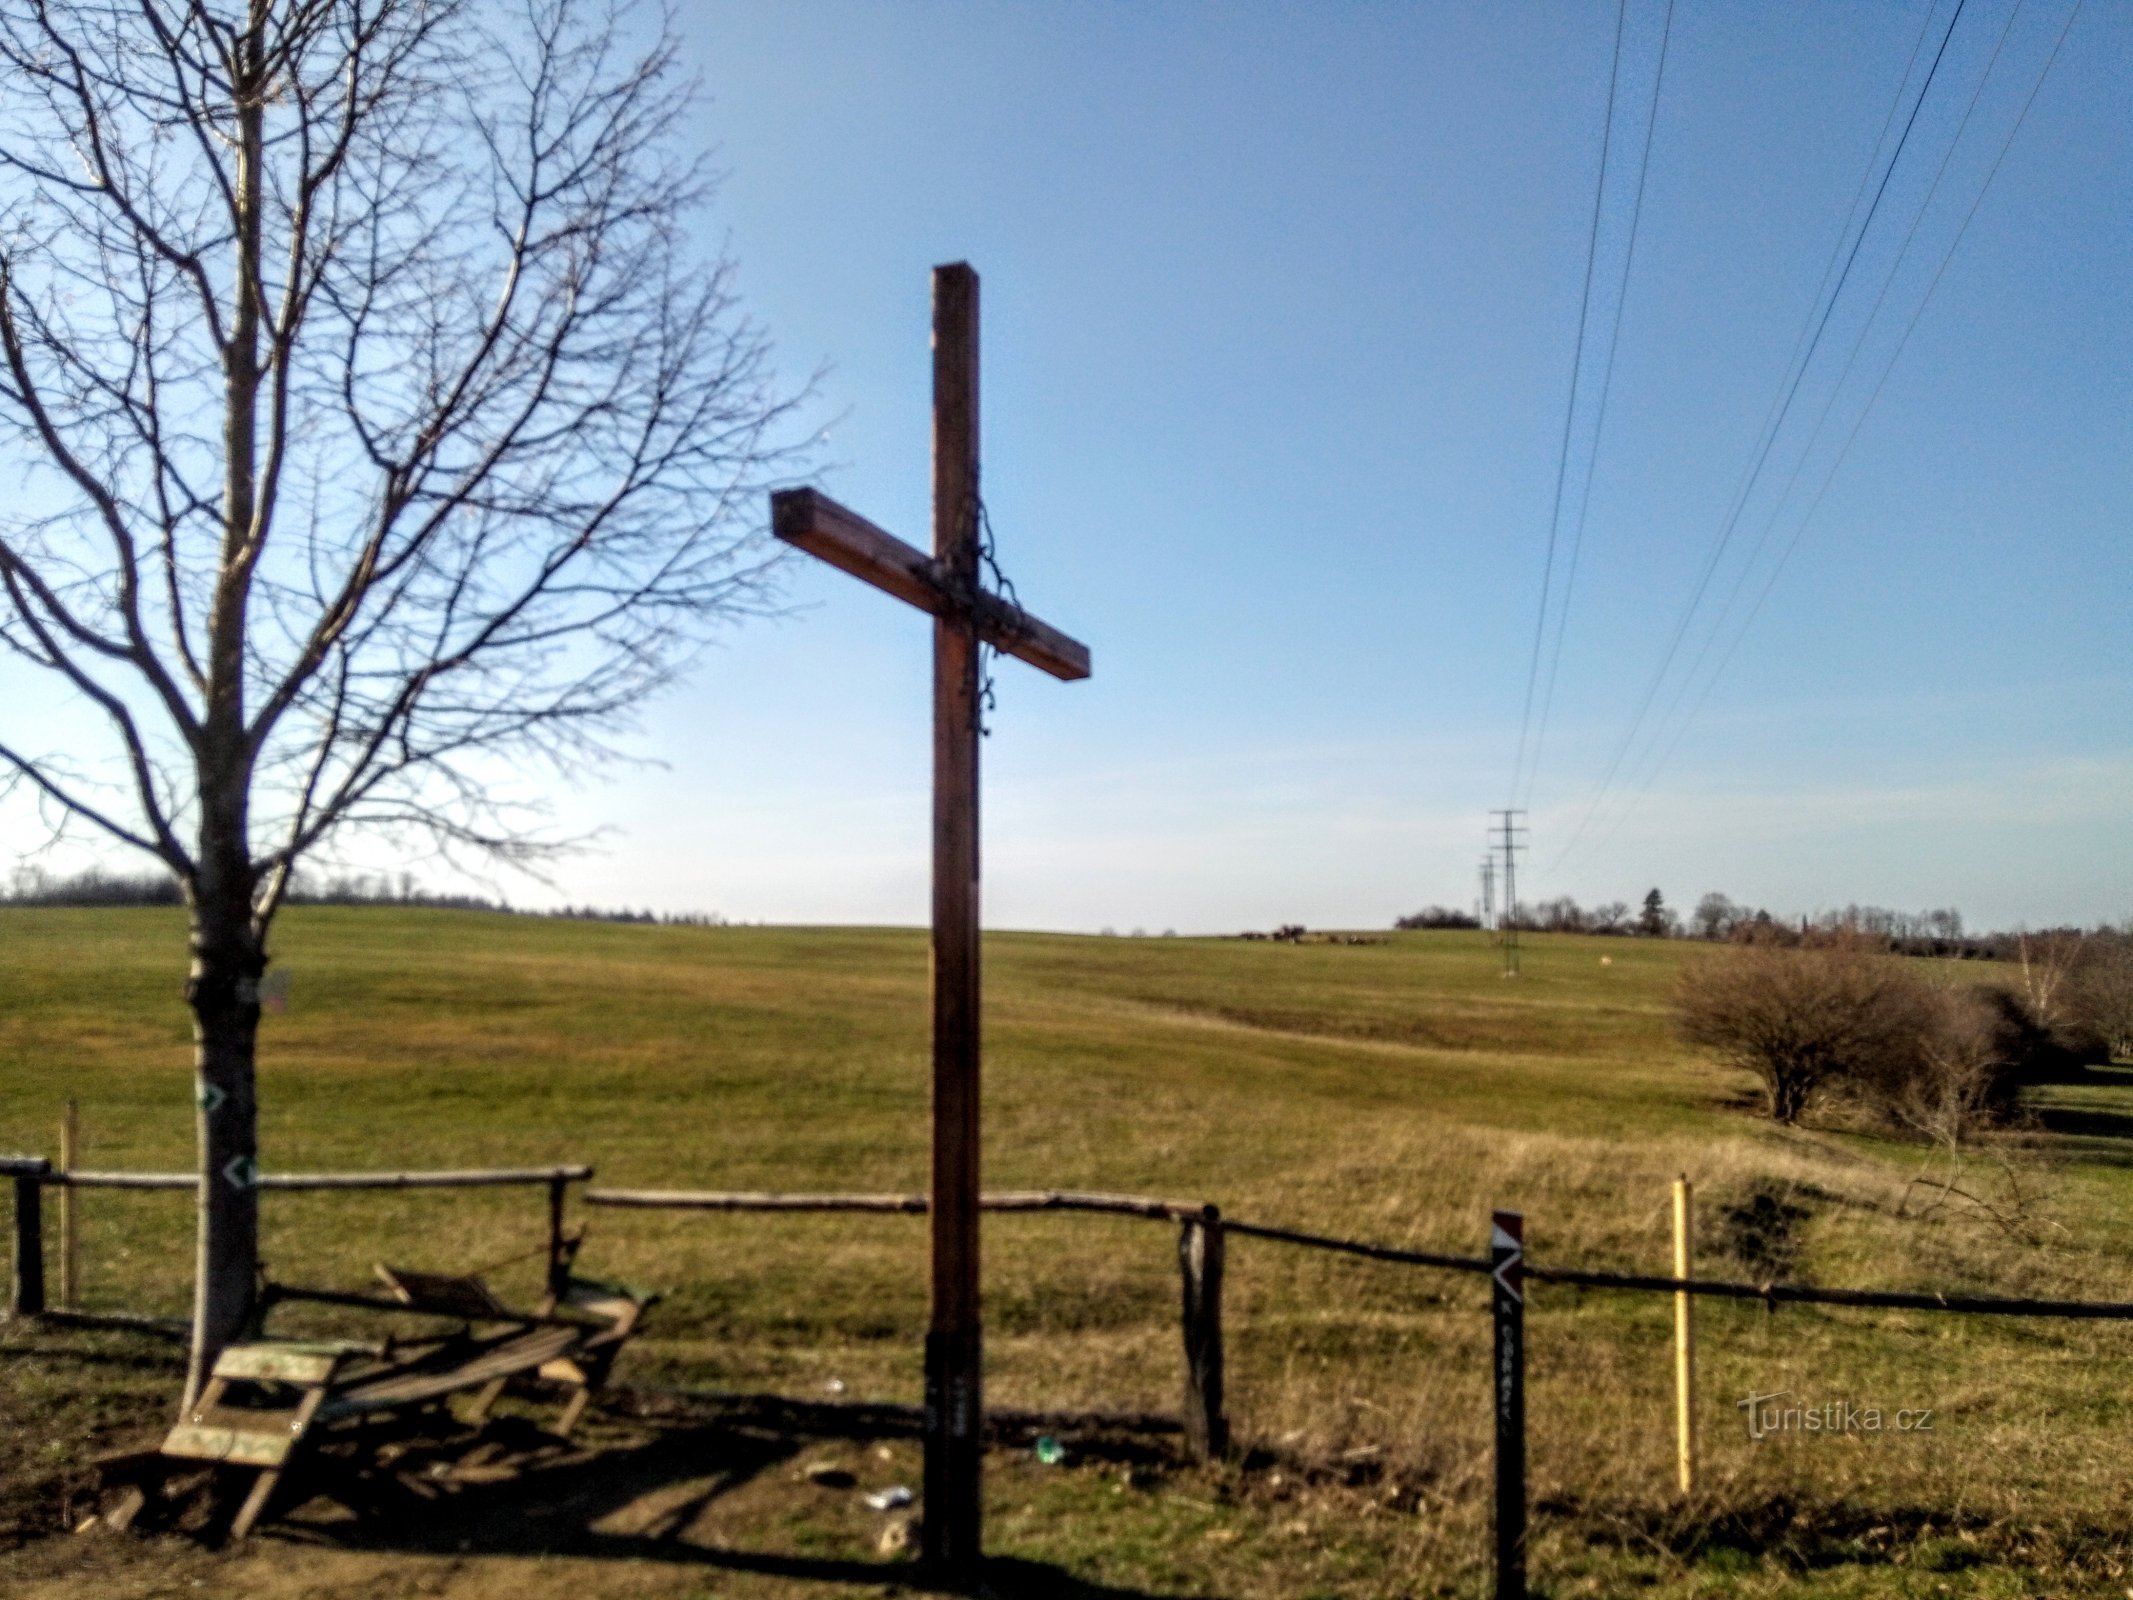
[1396,886,2125,965]
[4,866,186,907]
[1684,894,1985,956]
[1392,905,1482,930]
[1396,888,1669,936]
[2,866,728,928]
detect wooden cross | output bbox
[769,262,1090,1581]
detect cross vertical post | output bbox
[926,261,984,1578]
[768,262,1090,1590]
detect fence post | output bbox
[1491,1209,1526,1600]
[11,1165,48,1318]
[1672,1175,1696,1497]
[1179,1204,1227,1459]
[546,1175,570,1301]
[59,1102,78,1310]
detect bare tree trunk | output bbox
[179,9,270,1413]
[183,853,264,1408]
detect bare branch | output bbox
[0,0,806,917]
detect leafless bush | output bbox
[1881,987,2058,1239]
[2071,928,2133,1062]
[1675,940,2080,1145]
[1674,941,1933,1125]
[1873,986,2025,1148]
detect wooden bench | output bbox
[126,1258,653,1539]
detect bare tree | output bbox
[2014,930,2086,1033]
[1691,891,1738,942]
[0,0,800,1401]
[2074,925,2133,1061]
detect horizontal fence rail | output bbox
[1223,1218,1491,1275]
[583,1185,2133,1320]
[6,1163,594,1322]
[24,1173,2133,1330]
[52,1164,592,1192]
[1527,1263,2133,1320]
[585,1187,1206,1220]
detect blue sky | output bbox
[554,0,2128,932]
[8,1,2129,931]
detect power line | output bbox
[1579,0,2086,854]
[1558,0,1968,863]
[1583,0,2033,841]
[1508,0,1631,810]
[1548,0,1969,873]
[1522,0,1676,814]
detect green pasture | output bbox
[5,907,2133,1596]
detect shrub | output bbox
[1868,986,2026,1147]
[1673,943,1935,1125]
[1675,943,2079,1139]
[2072,930,2133,1061]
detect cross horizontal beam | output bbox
[771,488,1091,682]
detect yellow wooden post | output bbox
[58,1100,78,1310]
[1672,1175,1696,1496]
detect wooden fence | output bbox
[589,1186,1231,1455]
[15,1160,2133,1598]
[2,1154,591,1333]
[582,1180,2133,1600]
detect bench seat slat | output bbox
[212,1344,344,1385]
[160,1423,296,1468]
[323,1325,581,1413]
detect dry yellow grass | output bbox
[5,906,2133,1595]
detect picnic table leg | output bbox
[98,1453,200,1533]
[105,1486,148,1532]
[555,1385,593,1437]
[229,1385,328,1540]
[465,1377,510,1425]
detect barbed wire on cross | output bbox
[971,489,1025,738]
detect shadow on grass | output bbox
[275,1407,1215,1600]
[612,1385,1185,1470]
[2030,1102,2133,1145]
[1569,1489,2133,1587]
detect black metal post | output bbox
[1492,1209,1526,1600]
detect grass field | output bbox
[6,906,2133,1597]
